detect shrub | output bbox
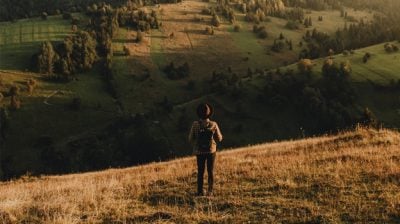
[136,31,144,42]
[26,79,37,95]
[363,52,371,63]
[205,26,214,35]
[285,20,299,30]
[258,29,268,38]
[297,59,313,74]
[233,24,241,32]
[211,14,221,27]
[201,8,211,15]
[123,46,131,56]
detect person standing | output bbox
[188,103,223,196]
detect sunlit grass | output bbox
[0,127,399,223]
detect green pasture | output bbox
[0,15,72,70]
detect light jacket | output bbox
[188,119,223,155]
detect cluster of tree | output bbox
[116,8,160,31]
[282,0,341,11]
[216,4,236,23]
[281,7,304,21]
[303,16,313,27]
[210,70,244,97]
[211,14,221,27]
[85,3,119,57]
[0,0,129,21]
[301,11,400,59]
[163,62,190,80]
[261,57,360,133]
[384,43,399,53]
[33,31,97,79]
[31,114,172,176]
[233,0,285,16]
[245,8,267,24]
[271,39,285,52]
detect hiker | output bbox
[188,103,223,196]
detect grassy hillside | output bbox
[282,41,400,126]
[0,127,399,223]
[0,0,397,179]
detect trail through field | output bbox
[43,90,61,106]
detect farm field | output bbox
[0,15,74,70]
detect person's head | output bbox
[196,103,213,119]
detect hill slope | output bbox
[1,127,399,223]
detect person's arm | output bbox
[214,123,223,142]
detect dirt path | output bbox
[43,90,60,105]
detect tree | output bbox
[26,79,37,95]
[339,61,352,77]
[73,31,97,70]
[363,52,371,63]
[211,14,221,27]
[297,59,313,74]
[136,30,144,42]
[37,41,57,74]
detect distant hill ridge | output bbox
[1,127,399,223]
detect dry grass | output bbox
[1,127,400,223]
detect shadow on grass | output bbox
[183,29,206,35]
[140,179,196,207]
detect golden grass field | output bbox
[0,127,399,223]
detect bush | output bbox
[363,52,371,63]
[258,29,268,39]
[297,59,313,74]
[211,14,221,27]
[201,8,211,15]
[26,79,37,95]
[136,31,144,42]
[253,25,267,39]
[233,24,241,32]
[123,46,131,55]
[285,20,299,30]
[205,26,214,35]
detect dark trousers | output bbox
[196,152,216,194]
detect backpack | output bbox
[197,120,214,152]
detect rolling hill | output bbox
[0,0,399,180]
[0,127,399,223]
